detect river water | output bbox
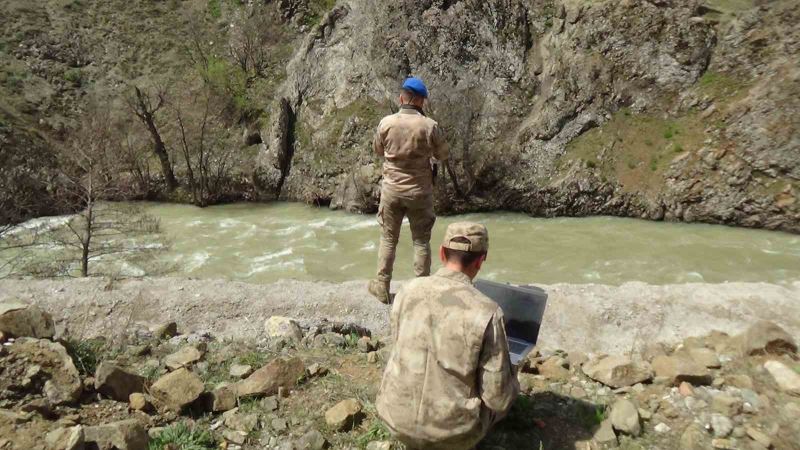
[141,202,800,285]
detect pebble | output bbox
[711,413,733,438]
[654,422,671,433]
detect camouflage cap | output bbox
[442,222,489,253]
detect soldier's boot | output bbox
[368,279,391,305]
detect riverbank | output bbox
[2,277,798,355]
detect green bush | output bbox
[207,0,221,18]
[149,423,215,450]
[63,68,82,86]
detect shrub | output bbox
[149,423,215,450]
[63,68,82,86]
[64,338,107,376]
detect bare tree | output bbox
[127,86,178,191]
[228,9,283,82]
[169,84,236,206]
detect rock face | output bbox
[149,368,204,412]
[8,338,82,405]
[0,302,55,339]
[83,420,148,450]
[94,362,146,402]
[582,355,653,388]
[235,357,305,397]
[324,399,364,431]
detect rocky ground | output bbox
[1,293,799,450]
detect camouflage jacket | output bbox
[373,107,449,197]
[376,268,519,448]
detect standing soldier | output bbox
[368,77,449,304]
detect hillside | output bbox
[1,0,798,232]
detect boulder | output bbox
[324,399,364,431]
[209,386,237,412]
[737,321,797,356]
[593,418,617,445]
[582,355,653,388]
[94,362,146,401]
[235,357,305,398]
[264,316,303,342]
[9,338,82,405]
[651,354,712,386]
[153,321,178,340]
[164,345,204,370]
[83,420,148,450]
[229,364,253,378]
[610,399,641,436]
[295,429,327,450]
[0,302,55,339]
[763,360,800,395]
[150,368,204,412]
[688,348,721,369]
[45,425,84,450]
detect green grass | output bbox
[64,338,107,376]
[148,423,216,450]
[237,351,268,369]
[63,68,82,86]
[207,0,221,18]
[355,420,391,447]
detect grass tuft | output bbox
[64,338,107,376]
[148,422,216,450]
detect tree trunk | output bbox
[133,87,178,191]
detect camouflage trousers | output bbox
[375,187,436,282]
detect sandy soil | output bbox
[0,277,798,354]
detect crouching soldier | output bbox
[368,76,449,304]
[376,222,520,449]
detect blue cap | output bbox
[402,77,429,98]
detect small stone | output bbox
[610,399,641,436]
[732,426,746,438]
[366,442,392,450]
[229,364,253,379]
[712,394,742,416]
[637,408,652,420]
[129,393,149,411]
[295,428,327,450]
[654,423,671,433]
[306,363,327,377]
[680,424,709,450]
[164,346,204,370]
[711,413,733,438]
[726,374,753,390]
[261,396,279,412]
[538,356,571,380]
[224,411,259,432]
[763,360,800,395]
[222,429,247,445]
[711,438,735,449]
[153,321,178,339]
[210,386,237,412]
[652,354,712,386]
[357,336,374,353]
[324,399,364,431]
[593,418,617,445]
[45,426,84,450]
[745,426,772,448]
[679,381,695,396]
[271,417,288,432]
[367,351,379,363]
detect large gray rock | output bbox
[610,399,641,437]
[737,321,797,356]
[150,368,204,412]
[651,354,712,386]
[94,362,146,401]
[9,338,82,405]
[582,355,653,388]
[0,302,55,339]
[235,357,305,397]
[83,420,148,450]
[45,426,85,450]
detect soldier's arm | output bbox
[373,122,385,157]
[477,310,520,417]
[431,123,449,161]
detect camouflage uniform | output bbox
[372,105,449,294]
[376,223,519,449]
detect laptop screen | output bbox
[474,279,548,345]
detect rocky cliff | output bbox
[2,0,798,232]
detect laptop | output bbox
[474,279,548,366]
